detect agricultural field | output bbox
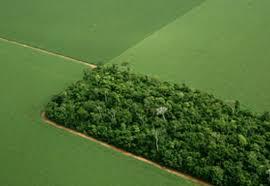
[112,0,270,112]
[0,0,204,62]
[1,0,270,185]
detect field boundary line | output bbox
[41,112,211,186]
[0,37,96,68]
[109,1,206,64]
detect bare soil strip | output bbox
[0,37,96,68]
[41,112,211,186]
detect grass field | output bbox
[0,0,204,63]
[112,0,270,112]
[0,39,195,186]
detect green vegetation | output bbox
[0,40,194,186]
[45,64,270,186]
[1,0,270,185]
[111,0,270,112]
[0,0,204,62]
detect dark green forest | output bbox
[45,64,270,186]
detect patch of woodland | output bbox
[45,64,270,186]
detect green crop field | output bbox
[112,0,270,112]
[0,0,203,63]
[1,0,270,185]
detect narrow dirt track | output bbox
[41,113,211,186]
[0,37,96,68]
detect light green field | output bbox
[0,0,203,63]
[112,0,270,112]
[0,39,195,186]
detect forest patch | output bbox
[45,64,270,186]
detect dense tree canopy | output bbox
[45,64,270,186]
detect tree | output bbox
[156,106,168,121]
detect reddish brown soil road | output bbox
[41,112,211,186]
